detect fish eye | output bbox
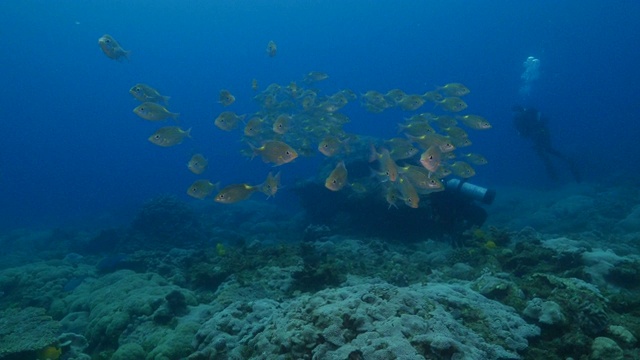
[154,135,160,139]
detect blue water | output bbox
[1,1,639,230]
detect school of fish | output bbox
[100,36,491,208]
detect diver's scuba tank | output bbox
[445,178,496,205]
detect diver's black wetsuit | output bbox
[512,106,581,182]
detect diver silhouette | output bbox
[512,105,581,182]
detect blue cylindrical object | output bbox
[445,178,496,205]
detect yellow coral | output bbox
[216,243,226,256]
[37,346,61,360]
[484,240,497,250]
[472,228,487,241]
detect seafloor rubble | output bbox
[0,183,639,360]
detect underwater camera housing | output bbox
[445,178,496,205]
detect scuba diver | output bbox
[512,105,581,182]
[427,178,494,246]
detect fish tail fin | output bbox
[185,128,192,138]
[342,137,352,154]
[368,143,379,163]
[171,112,180,120]
[162,96,171,105]
[247,142,259,161]
[369,167,387,183]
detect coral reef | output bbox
[1,184,640,359]
[192,277,539,359]
[0,307,61,358]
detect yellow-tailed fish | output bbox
[129,83,170,104]
[422,90,444,102]
[397,175,420,208]
[187,154,208,174]
[361,90,389,110]
[244,116,264,137]
[134,102,179,121]
[443,126,468,139]
[385,186,401,209]
[397,94,426,111]
[431,166,452,179]
[458,115,492,130]
[450,136,473,148]
[433,115,458,129]
[187,179,217,199]
[385,89,407,105]
[437,97,468,112]
[260,171,281,198]
[250,140,298,166]
[300,93,316,110]
[407,112,438,123]
[272,114,291,134]
[304,71,329,83]
[386,138,419,160]
[419,146,441,173]
[148,126,191,147]
[398,165,435,191]
[340,89,357,101]
[437,83,470,97]
[214,111,245,131]
[286,81,299,98]
[266,40,277,57]
[325,161,348,191]
[398,121,436,137]
[218,89,236,106]
[317,101,341,113]
[214,184,259,204]
[410,133,455,153]
[318,136,347,157]
[450,161,476,178]
[349,182,368,194]
[98,34,130,61]
[463,153,488,165]
[329,92,349,107]
[369,145,398,182]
